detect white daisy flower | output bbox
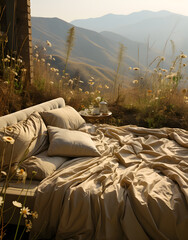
[12,201,22,208]
[20,207,31,218]
[2,136,15,144]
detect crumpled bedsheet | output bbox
[31,124,188,240]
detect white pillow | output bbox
[0,112,48,170]
[47,126,100,157]
[40,106,85,130]
[21,150,68,180]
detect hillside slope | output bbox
[31,16,154,83]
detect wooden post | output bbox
[1,0,33,83]
[15,0,33,84]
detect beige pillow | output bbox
[21,150,68,180]
[47,126,100,157]
[0,112,48,170]
[40,106,85,130]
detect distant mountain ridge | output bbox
[71,10,172,32]
[71,10,188,55]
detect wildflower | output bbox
[85,91,89,94]
[98,84,103,88]
[0,196,4,207]
[105,84,109,89]
[1,171,7,177]
[170,66,174,71]
[17,59,22,63]
[11,70,18,76]
[161,57,165,61]
[32,171,37,176]
[147,90,152,96]
[88,82,94,85]
[5,127,12,133]
[90,92,95,95]
[4,81,9,85]
[35,53,39,58]
[182,89,187,94]
[41,58,45,63]
[165,74,175,79]
[70,91,73,95]
[79,80,84,83]
[47,63,50,66]
[56,73,59,76]
[88,79,93,82]
[161,69,167,73]
[12,57,15,61]
[184,96,188,104]
[91,76,94,80]
[2,136,15,144]
[129,67,132,70]
[133,67,140,71]
[79,88,82,92]
[12,201,22,208]
[25,219,32,232]
[52,57,55,61]
[132,80,138,84]
[68,79,73,85]
[95,96,101,103]
[49,81,54,85]
[49,55,52,60]
[31,211,38,219]
[20,207,31,218]
[46,40,52,47]
[96,90,100,94]
[2,58,9,62]
[183,63,186,67]
[34,45,38,49]
[17,169,27,183]
[43,47,46,51]
[180,54,187,59]
[21,68,27,73]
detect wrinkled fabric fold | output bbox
[31,124,188,240]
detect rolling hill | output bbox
[31,16,158,85]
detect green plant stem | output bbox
[19,226,26,240]
[14,213,22,240]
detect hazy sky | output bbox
[31,0,188,22]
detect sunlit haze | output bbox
[31,0,188,22]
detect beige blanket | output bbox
[31,124,188,240]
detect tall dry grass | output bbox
[0,24,188,129]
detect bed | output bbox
[31,125,188,239]
[0,98,187,239]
